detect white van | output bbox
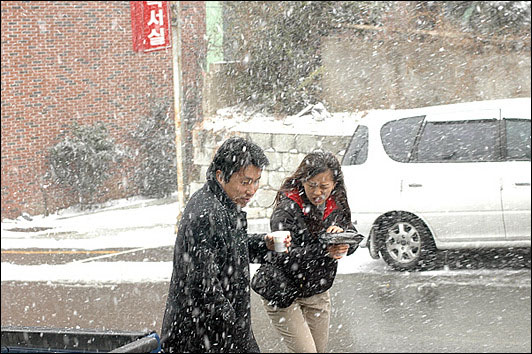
[341,97,531,270]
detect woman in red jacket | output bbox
[251,151,356,353]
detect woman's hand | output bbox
[327,243,350,259]
[327,225,344,233]
[326,226,347,258]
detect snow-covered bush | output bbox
[48,122,125,208]
[222,1,333,115]
[132,98,177,198]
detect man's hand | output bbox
[265,232,292,252]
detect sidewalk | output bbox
[1,195,181,250]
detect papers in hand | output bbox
[319,231,365,246]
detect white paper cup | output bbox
[271,231,289,252]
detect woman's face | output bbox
[302,169,336,206]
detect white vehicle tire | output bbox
[376,212,437,271]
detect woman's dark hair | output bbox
[275,151,352,230]
[207,136,269,182]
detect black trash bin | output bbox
[1,326,160,353]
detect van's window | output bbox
[342,125,368,165]
[505,119,531,160]
[381,116,424,162]
[415,120,500,162]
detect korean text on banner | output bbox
[130,1,172,52]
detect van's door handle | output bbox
[515,182,530,186]
[408,183,423,188]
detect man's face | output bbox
[216,165,262,208]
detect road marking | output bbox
[70,246,155,264]
[1,250,119,255]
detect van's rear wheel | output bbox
[376,213,436,271]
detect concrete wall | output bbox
[203,62,239,116]
[321,32,531,111]
[190,129,351,219]
[203,32,531,115]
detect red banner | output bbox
[130,1,172,52]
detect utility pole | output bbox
[171,2,186,230]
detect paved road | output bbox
[1,247,531,353]
[1,246,175,265]
[3,246,529,268]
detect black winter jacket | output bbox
[251,190,354,308]
[161,177,268,353]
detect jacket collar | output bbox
[285,189,337,220]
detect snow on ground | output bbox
[0,252,385,284]
[1,196,178,250]
[201,97,531,137]
[201,104,365,136]
[1,194,386,284]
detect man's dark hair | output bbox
[207,136,269,182]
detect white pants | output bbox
[261,290,331,353]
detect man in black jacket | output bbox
[161,136,287,353]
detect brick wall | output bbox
[1,1,206,220]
